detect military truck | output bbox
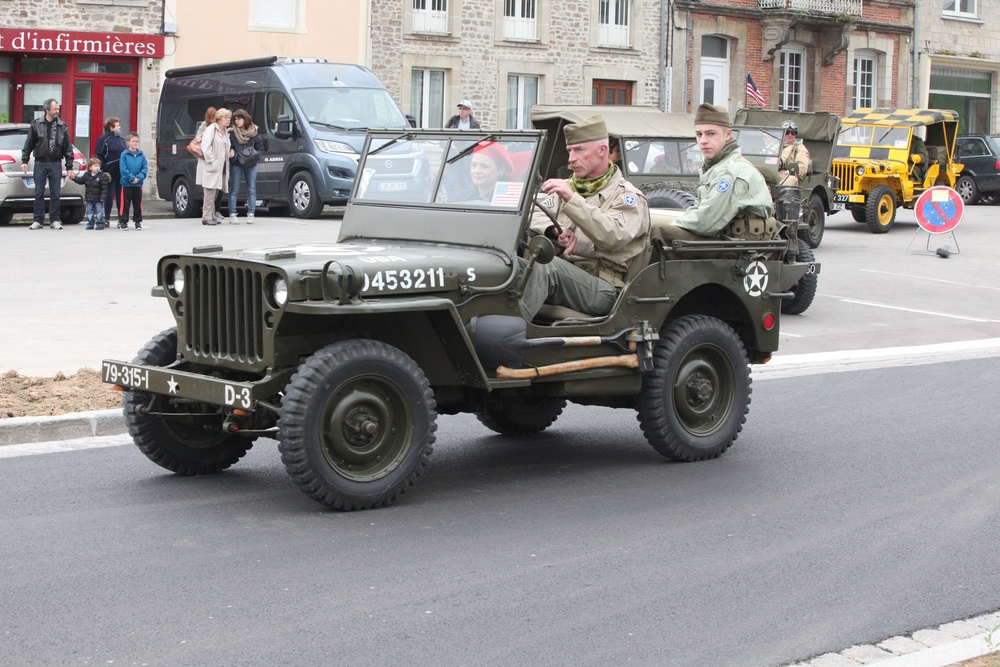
[733,109,841,249]
[102,129,816,511]
[531,105,700,208]
[831,108,963,233]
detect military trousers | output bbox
[518,256,618,321]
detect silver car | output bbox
[0,123,87,226]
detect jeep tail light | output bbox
[762,312,776,331]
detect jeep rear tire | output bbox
[646,187,696,209]
[865,185,896,233]
[124,328,255,475]
[781,239,818,315]
[799,193,825,248]
[278,340,436,510]
[477,395,566,436]
[850,206,867,222]
[289,171,324,219]
[637,315,750,461]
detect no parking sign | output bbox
[914,186,964,234]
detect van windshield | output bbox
[293,87,409,131]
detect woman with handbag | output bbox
[193,107,224,224]
[228,109,263,224]
[199,108,231,226]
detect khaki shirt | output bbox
[673,147,774,236]
[779,141,811,186]
[530,168,650,284]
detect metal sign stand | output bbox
[907,228,961,256]
[908,186,964,257]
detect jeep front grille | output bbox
[183,263,266,363]
[832,162,856,192]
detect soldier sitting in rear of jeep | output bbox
[654,104,775,243]
[521,115,650,320]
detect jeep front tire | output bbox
[865,184,897,233]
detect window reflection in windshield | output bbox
[624,139,702,175]
[293,87,409,130]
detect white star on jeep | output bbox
[743,261,768,297]
[167,376,179,394]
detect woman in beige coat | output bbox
[200,108,232,225]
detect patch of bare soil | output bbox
[951,655,1000,667]
[0,369,122,419]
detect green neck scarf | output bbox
[703,139,739,171]
[568,162,616,197]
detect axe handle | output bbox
[497,354,638,379]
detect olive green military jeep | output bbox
[831,108,963,233]
[532,105,700,208]
[732,108,842,249]
[102,129,816,511]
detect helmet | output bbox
[781,121,798,134]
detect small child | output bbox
[73,157,111,230]
[118,132,148,231]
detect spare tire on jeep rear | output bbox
[646,187,696,209]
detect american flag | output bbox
[491,182,524,206]
[746,73,766,107]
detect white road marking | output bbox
[859,268,1000,292]
[819,294,998,323]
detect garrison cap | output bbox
[563,115,608,145]
[694,103,731,128]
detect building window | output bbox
[413,0,449,33]
[598,0,630,47]
[943,0,977,17]
[504,0,537,40]
[853,51,876,110]
[778,47,805,111]
[410,69,445,128]
[929,67,991,133]
[592,79,632,105]
[251,0,299,31]
[506,74,538,129]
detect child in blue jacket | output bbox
[118,132,148,230]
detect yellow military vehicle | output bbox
[831,108,963,233]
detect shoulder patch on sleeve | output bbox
[623,193,636,207]
[717,179,732,193]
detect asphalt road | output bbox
[2,357,999,666]
[3,202,1000,665]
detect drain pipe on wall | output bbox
[659,0,667,111]
[912,0,919,107]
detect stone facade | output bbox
[370,0,664,129]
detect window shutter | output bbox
[255,0,297,29]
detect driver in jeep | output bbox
[653,103,775,243]
[521,115,650,320]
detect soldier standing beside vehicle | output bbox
[21,98,76,231]
[654,104,774,243]
[778,121,811,187]
[520,115,649,320]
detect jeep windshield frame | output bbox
[339,129,546,258]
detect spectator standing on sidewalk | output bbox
[194,106,223,224]
[228,109,263,224]
[72,157,111,230]
[94,117,127,228]
[118,133,148,230]
[200,108,231,226]
[20,98,76,230]
[445,101,481,130]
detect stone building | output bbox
[369,0,666,129]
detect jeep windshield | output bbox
[733,128,785,166]
[293,86,409,130]
[622,139,702,176]
[341,130,544,255]
[838,125,911,149]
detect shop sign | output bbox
[0,29,164,58]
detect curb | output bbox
[0,410,126,446]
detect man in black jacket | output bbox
[445,100,481,130]
[21,99,76,230]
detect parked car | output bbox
[955,133,1000,204]
[733,108,842,249]
[102,128,815,510]
[0,123,86,226]
[830,108,963,233]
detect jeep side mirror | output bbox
[514,235,556,299]
[274,114,295,140]
[911,153,922,164]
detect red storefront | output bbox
[0,29,164,157]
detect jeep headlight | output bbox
[271,276,288,308]
[169,265,185,296]
[855,166,865,177]
[314,140,357,156]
